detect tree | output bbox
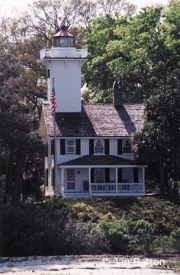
[133,69,180,197]
[0,47,44,201]
[83,2,180,103]
[82,14,118,93]
[82,6,167,102]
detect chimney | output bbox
[112,80,123,107]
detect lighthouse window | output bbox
[60,37,66,47]
[52,37,60,47]
[67,37,74,47]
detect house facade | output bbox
[39,25,146,198]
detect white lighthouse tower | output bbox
[40,25,88,113]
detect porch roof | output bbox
[42,103,144,137]
[59,155,136,166]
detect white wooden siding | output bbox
[48,60,82,113]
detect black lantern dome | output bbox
[52,25,75,48]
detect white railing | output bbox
[91,183,116,192]
[90,183,144,193]
[40,48,88,59]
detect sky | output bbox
[0,0,168,17]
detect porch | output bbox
[44,155,147,198]
[63,182,145,198]
[57,163,146,198]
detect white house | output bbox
[39,25,146,198]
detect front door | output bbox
[66,169,75,191]
[94,168,105,183]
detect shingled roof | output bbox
[41,103,144,137]
[59,155,136,166]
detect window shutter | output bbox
[76,139,81,155]
[91,168,94,183]
[105,168,110,183]
[89,139,94,154]
[118,139,122,155]
[51,168,55,186]
[118,168,122,183]
[51,140,54,155]
[47,69,50,78]
[133,168,139,183]
[105,139,109,155]
[45,143,48,157]
[60,139,65,155]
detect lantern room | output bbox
[52,24,75,48]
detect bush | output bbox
[170,228,180,252]
[91,220,130,254]
[2,201,108,256]
[134,219,154,254]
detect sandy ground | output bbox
[0,255,180,275]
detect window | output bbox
[61,139,80,155]
[123,139,132,154]
[65,140,75,154]
[94,140,104,154]
[51,168,54,186]
[67,169,75,190]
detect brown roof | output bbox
[59,155,135,166]
[53,25,74,37]
[41,103,144,137]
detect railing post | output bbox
[142,167,145,194]
[89,168,92,196]
[61,168,65,196]
[115,168,118,193]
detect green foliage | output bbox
[82,2,180,105]
[2,197,180,256]
[72,202,101,221]
[82,14,117,91]
[82,87,113,104]
[170,228,180,252]
[134,69,180,196]
[91,220,130,253]
[134,219,154,254]
[152,235,173,253]
[2,201,108,256]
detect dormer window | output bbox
[123,139,132,154]
[94,139,104,154]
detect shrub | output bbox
[134,219,154,254]
[170,228,180,252]
[2,201,108,256]
[91,220,130,254]
[71,202,101,221]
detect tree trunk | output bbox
[0,175,5,256]
[13,159,25,202]
[159,157,165,196]
[5,156,13,197]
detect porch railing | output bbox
[90,183,144,193]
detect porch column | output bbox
[115,168,118,193]
[61,167,65,196]
[88,168,92,195]
[142,167,145,194]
